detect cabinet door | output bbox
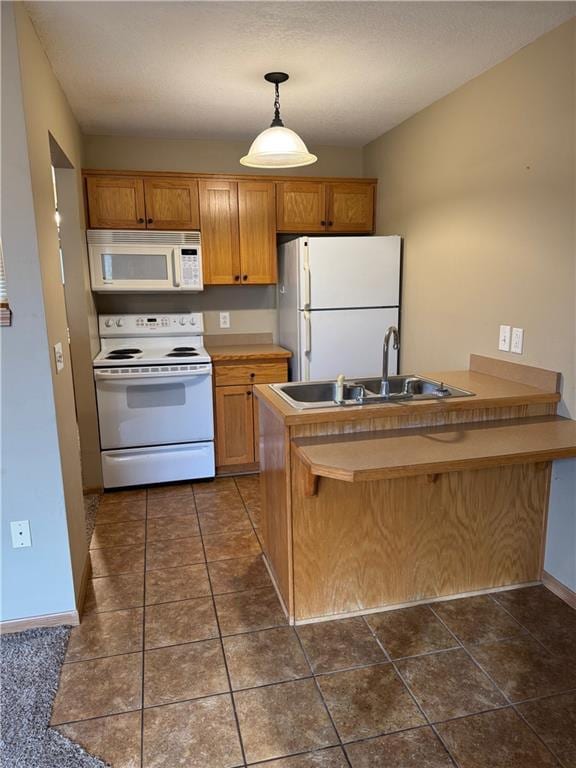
[215,385,255,467]
[276,181,326,233]
[238,181,277,284]
[326,182,375,233]
[199,180,241,284]
[143,178,199,230]
[86,176,146,229]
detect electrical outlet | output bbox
[511,327,524,354]
[10,520,31,548]
[219,312,230,329]
[498,325,511,352]
[54,342,64,372]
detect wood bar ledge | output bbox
[293,416,576,495]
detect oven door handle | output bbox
[94,367,211,381]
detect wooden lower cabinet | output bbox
[214,385,255,466]
[214,357,288,471]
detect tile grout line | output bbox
[428,603,566,767]
[361,614,461,768]
[193,482,249,768]
[291,626,354,768]
[486,590,565,656]
[139,488,150,768]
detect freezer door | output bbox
[300,307,399,380]
[304,236,401,310]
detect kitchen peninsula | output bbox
[255,355,576,624]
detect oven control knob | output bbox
[116,318,124,327]
[179,317,187,326]
[104,318,114,328]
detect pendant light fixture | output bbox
[240,72,317,169]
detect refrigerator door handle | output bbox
[304,310,311,355]
[303,246,311,310]
[303,310,311,379]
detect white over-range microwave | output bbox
[87,230,203,292]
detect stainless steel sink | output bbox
[275,382,365,404]
[355,375,474,399]
[270,375,474,410]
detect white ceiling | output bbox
[25,1,575,146]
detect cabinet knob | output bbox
[327,220,334,226]
[320,220,326,226]
[138,217,144,224]
[242,274,248,282]
[147,218,153,224]
[246,390,252,396]
[250,372,255,378]
[234,275,240,282]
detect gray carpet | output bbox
[0,494,106,767]
[0,626,107,767]
[83,493,100,542]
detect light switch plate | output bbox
[511,327,524,354]
[54,342,64,372]
[10,520,31,548]
[219,312,230,329]
[498,325,511,352]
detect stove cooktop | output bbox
[94,340,211,367]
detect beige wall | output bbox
[84,135,364,177]
[364,19,575,401]
[364,19,576,588]
[14,5,92,598]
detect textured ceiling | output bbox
[25,1,575,146]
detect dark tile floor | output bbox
[52,476,576,768]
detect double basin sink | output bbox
[271,375,474,410]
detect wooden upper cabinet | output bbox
[86,176,146,229]
[326,182,375,233]
[199,180,241,284]
[238,180,277,284]
[276,181,326,233]
[143,178,199,230]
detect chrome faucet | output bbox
[381,326,400,396]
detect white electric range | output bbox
[93,312,215,488]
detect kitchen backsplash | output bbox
[93,285,278,341]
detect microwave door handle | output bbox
[171,250,181,288]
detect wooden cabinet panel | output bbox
[199,180,241,284]
[276,182,326,233]
[143,178,199,230]
[215,385,255,466]
[326,182,374,233]
[214,362,288,387]
[253,397,260,464]
[238,181,277,284]
[86,176,146,229]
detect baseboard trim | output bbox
[542,570,576,609]
[262,553,292,625]
[77,555,92,618]
[0,610,80,635]
[293,581,542,625]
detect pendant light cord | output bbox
[270,82,284,127]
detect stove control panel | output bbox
[99,313,204,336]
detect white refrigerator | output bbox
[278,236,402,381]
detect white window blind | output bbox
[0,239,12,326]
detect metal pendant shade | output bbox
[240,73,317,169]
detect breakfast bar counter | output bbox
[254,355,575,624]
